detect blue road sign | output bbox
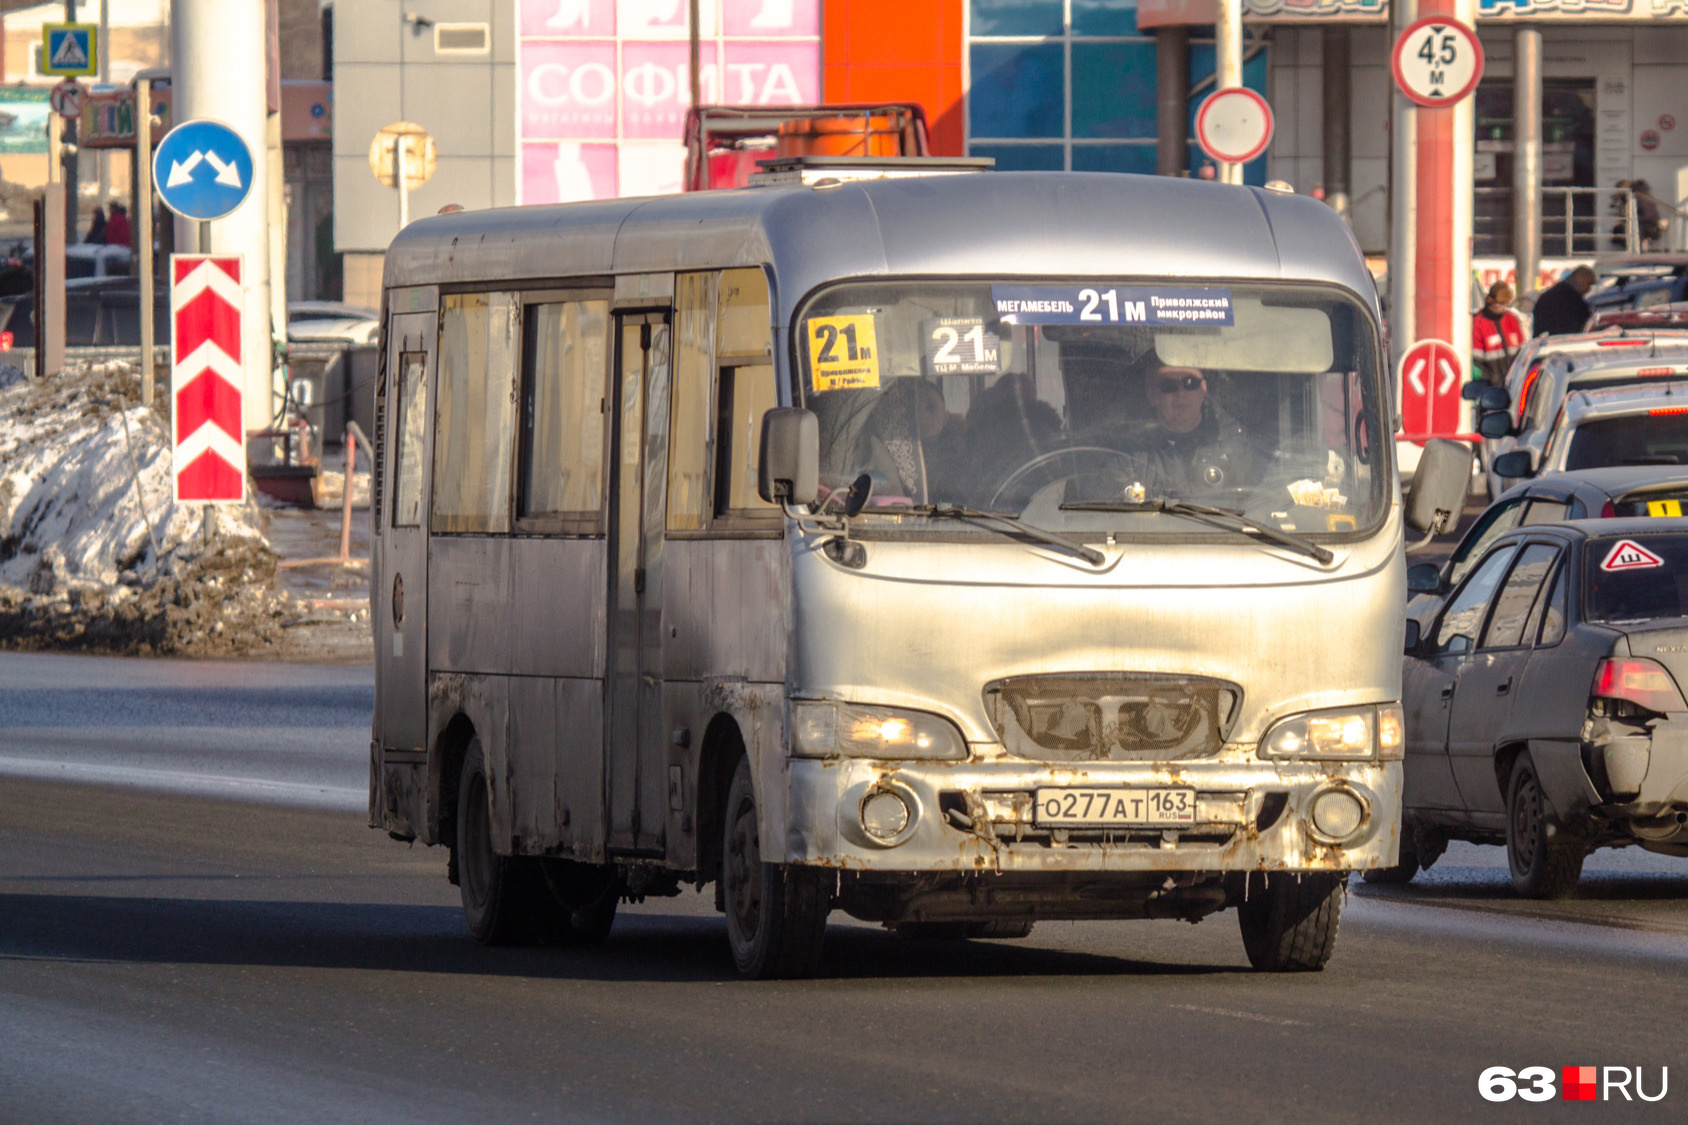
[153,119,255,223]
[43,23,97,77]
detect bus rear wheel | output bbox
[1237,872,1344,972]
[456,738,561,945]
[722,756,830,979]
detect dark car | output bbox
[1413,466,1688,601]
[0,277,171,348]
[1383,519,1688,897]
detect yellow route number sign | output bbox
[807,314,880,392]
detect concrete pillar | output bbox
[1157,26,1191,177]
[170,0,274,434]
[1512,26,1542,296]
[1215,0,1244,185]
[1322,27,1351,222]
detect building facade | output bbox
[333,0,1688,302]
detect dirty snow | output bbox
[0,360,316,656]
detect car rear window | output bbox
[1566,414,1688,470]
[1615,488,1688,517]
[1585,534,1688,621]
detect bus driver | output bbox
[1135,363,1258,492]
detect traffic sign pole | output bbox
[170,0,275,436]
[396,135,409,232]
[1215,0,1244,184]
[138,75,155,407]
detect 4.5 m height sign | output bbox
[171,255,246,502]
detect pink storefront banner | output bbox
[517,0,820,201]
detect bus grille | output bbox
[984,673,1240,762]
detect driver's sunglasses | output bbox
[1152,375,1205,394]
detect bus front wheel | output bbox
[1236,871,1344,972]
[721,756,830,979]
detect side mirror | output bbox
[1492,449,1535,479]
[758,407,819,506]
[1478,386,1511,413]
[1407,563,1442,594]
[1404,437,1474,537]
[1404,618,1423,654]
[1461,380,1487,401]
[1476,410,1515,439]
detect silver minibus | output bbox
[369,164,1468,977]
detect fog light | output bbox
[861,790,912,842]
[1310,787,1366,841]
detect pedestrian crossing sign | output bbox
[43,23,97,77]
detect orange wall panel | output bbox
[822,0,965,156]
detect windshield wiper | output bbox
[1059,498,1335,565]
[905,503,1107,567]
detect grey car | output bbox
[1473,330,1688,497]
[1386,519,1688,897]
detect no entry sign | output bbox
[1196,87,1274,165]
[1398,337,1463,437]
[171,255,246,503]
[1392,17,1484,107]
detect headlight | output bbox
[1260,705,1400,761]
[790,701,968,760]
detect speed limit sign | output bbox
[1392,16,1483,107]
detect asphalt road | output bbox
[4,652,1688,1123]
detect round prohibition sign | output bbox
[1196,87,1275,165]
[1392,16,1484,107]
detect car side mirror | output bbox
[1478,386,1511,413]
[1476,410,1515,439]
[1492,449,1535,479]
[1407,563,1442,594]
[1404,618,1422,654]
[758,407,819,506]
[1404,437,1474,539]
[1461,380,1487,401]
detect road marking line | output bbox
[1168,1004,1309,1026]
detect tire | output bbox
[1237,872,1344,972]
[1507,755,1584,899]
[722,756,830,979]
[1361,821,1421,885]
[455,738,558,945]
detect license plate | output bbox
[1033,787,1196,827]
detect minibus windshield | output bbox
[796,280,1387,538]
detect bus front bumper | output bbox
[781,756,1402,874]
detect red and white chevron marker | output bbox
[171,254,245,503]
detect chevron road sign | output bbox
[171,255,245,503]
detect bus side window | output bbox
[433,292,517,534]
[668,272,717,532]
[714,364,779,519]
[392,351,427,527]
[518,298,609,533]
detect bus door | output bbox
[376,307,437,757]
[607,311,672,853]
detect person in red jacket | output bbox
[104,202,132,248]
[1471,281,1529,386]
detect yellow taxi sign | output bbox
[807,313,880,392]
[1647,499,1683,517]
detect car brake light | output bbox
[1637,367,1675,376]
[1649,406,1688,416]
[1601,499,1616,518]
[1593,657,1688,713]
[1598,340,1648,347]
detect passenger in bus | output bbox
[859,378,967,503]
[1134,364,1259,493]
[963,371,1063,505]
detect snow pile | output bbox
[0,360,293,655]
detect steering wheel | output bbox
[988,446,1145,511]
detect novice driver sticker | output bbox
[1600,539,1665,571]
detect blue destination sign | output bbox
[991,285,1234,327]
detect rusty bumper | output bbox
[782,756,1403,873]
